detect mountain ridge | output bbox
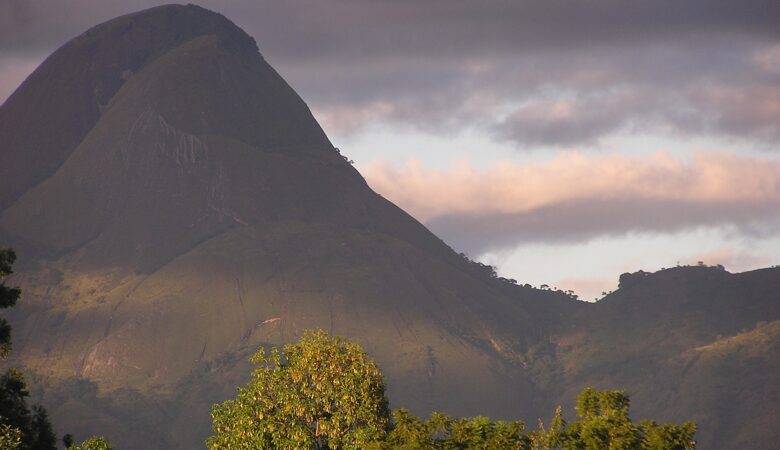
[0,5,777,449]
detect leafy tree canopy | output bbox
[65,437,113,450]
[0,423,23,450]
[208,330,390,449]
[531,388,696,450]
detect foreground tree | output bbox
[207,330,390,449]
[0,249,22,358]
[385,409,530,449]
[0,423,23,449]
[0,249,56,450]
[531,388,696,450]
[65,437,113,450]
[210,331,696,449]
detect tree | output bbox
[29,406,56,450]
[385,409,531,449]
[0,423,23,450]
[382,409,436,449]
[209,331,696,449]
[0,248,56,450]
[0,248,22,358]
[65,437,113,450]
[570,388,643,449]
[640,422,697,450]
[207,330,390,449]
[531,388,696,450]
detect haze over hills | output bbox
[0,5,777,449]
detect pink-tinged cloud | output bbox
[361,151,780,254]
[0,57,40,104]
[753,44,780,75]
[553,276,615,301]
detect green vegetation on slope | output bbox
[1,248,111,450]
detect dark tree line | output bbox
[0,248,57,450]
[0,249,109,449]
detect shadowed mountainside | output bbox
[0,5,777,449]
[547,266,780,449]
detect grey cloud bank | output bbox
[1,0,779,147]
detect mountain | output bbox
[548,266,780,449]
[0,5,777,449]
[0,4,579,448]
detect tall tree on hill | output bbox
[208,330,391,449]
[0,248,56,450]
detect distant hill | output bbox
[547,266,780,449]
[0,5,777,449]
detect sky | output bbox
[2,0,779,299]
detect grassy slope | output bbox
[539,266,780,449]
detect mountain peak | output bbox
[76,3,259,55]
[0,3,322,212]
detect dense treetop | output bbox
[209,331,696,449]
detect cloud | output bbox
[495,77,780,147]
[3,1,778,56]
[1,1,778,146]
[688,83,780,142]
[494,93,645,146]
[0,56,40,104]
[362,151,780,254]
[553,277,614,300]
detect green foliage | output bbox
[446,415,530,449]
[207,330,390,449]
[208,332,696,449]
[384,410,529,449]
[0,423,23,449]
[0,366,57,450]
[530,388,696,450]
[0,248,21,358]
[65,437,113,450]
[530,406,567,450]
[572,388,642,449]
[640,421,697,450]
[383,409,435,449]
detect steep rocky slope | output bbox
[0,5,578,448]
[0,5,777,449]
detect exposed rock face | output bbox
[0,5,576,448]
[1,5,777,449]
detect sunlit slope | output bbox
[0,5,576,448]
